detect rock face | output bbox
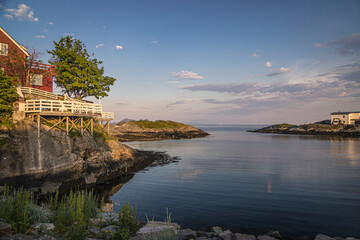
[249,123,360,137]
[0,120,170,194]
[109,120,209,142]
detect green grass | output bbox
[134,120,187,129]
[301,124,342,130]
[272,123,297,128]
[0,185,40,234]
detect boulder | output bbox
[178,229,197,240]
[31,223,55,232]
[88,226,100,236]
[0,234,33,240]
[211,227,223,234]
[195,237,209,240]
[135,221,179,240]
[264,231,281,239]
[315,234,336,240]
[197,231,215,238]
[218,230,232,240]
[233,233,257,240]
[0,219,12,236]
[257,236,278,240]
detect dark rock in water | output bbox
[178,229,197,240]
[218,230,232,240]
[211,226,223,234]
[265,230,282,239]
[314,234,336,240]
[233,233,257,240]
[257,236,278,240]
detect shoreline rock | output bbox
[109,120,209,142]
[248,123,360,137]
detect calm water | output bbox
[110,125,360,238]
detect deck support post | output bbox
[107,120,110,134]
[90,118,93,135]
[37,114,40,138]
[66,116,69,135]
[80,117,83,135]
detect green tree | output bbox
[0,71,18,124]
[48,36,116,99]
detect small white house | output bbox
[331,111,360,125]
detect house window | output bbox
[0,43,8,56]
[30,74,43,86]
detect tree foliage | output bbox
[0,71,18,122]
[48,36,116,99]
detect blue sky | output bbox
[1,0,359,124]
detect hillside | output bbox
[248,122,360,137]
[110,120,209,142]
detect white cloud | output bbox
[34,35,45,39]
[4,14,13,19]
[251,53,260,58]
[63,33,75,36]
[96,43,104,48]
[47,21,54,25]
[5,4,39,22]
[267,67,291,76]
[150,40,158,44]
[167,81,180,84]
[265,61,272,67]
[115,45,123,50]
[172,70,204,80]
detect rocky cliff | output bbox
[249,123,360,137]
[0,120,171,195]
[110,120,209,142]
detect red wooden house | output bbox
[0,26,55,93]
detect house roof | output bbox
[331,111,360,115]
[0,26,30,57]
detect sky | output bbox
[1,0,359,125]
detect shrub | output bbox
[115,202,140,239]
[0,185,37,234]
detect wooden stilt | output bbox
[90,118,93,135]
[66,117,69,135]
[80,117,83,135]
[37,114,40,138]
[107,121,110,134]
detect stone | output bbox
[334,238,345,240]
[211,227,222,234]
[197,231,215,238]
[195,237,209,240]
[178,229,197,240]
[218,230,232,240]
[88,218,101,226]
[264,231,281,239]
[101,225,119,234]
[233,233,257,240]
[31,223,55,232]
[0,234,34,240]
[88,226,100,236]
[345,238,360,240]
[0,219,12,236]
[210,237,220,240]
[315,234,336,240]
[257,236,278,240]
[37,235,57,240]
[135,221,179,240]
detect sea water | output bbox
[110,125,360,238]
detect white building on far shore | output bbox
[331,111,360,125]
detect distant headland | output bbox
[109,119,209,142]
[248,121,360,137]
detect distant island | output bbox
[248,121,360,137]
[110,119,209,142]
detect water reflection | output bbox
[119,126,360,238]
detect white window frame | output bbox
[0,43,8,56]
[30,73,43,86]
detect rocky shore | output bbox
[248,123,360,137]
[1,215,358,240]
[0,120,176,195]
[109,120,209,142]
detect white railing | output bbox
[98,112,114,120]
[21,87,60,100]
[25,99,102,116]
